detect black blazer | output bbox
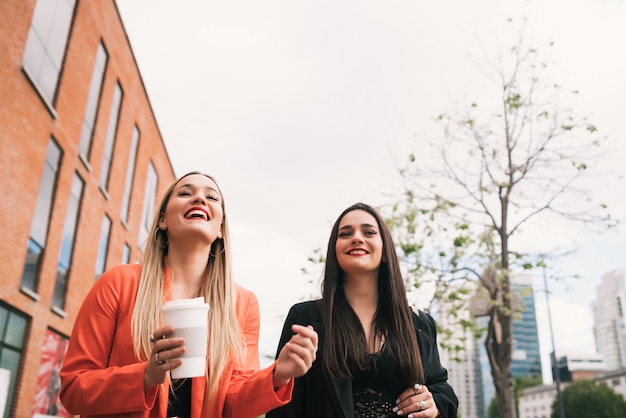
[267,300,458,418]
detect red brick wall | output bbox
[0,1,176,416]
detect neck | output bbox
[166,245,211,299]
[343,272,381,353]
[343,272,379,313]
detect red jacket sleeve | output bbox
[221,286,294,418]
[59,265,160,415]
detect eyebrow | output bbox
[339,223,378,230]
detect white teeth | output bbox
[349,250,367,255]
[185,209,208,220]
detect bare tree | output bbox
[386,19,619,418]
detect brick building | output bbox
[0,1,176,417]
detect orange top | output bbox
[60,264,292,417]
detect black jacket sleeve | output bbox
[414,310,459,418]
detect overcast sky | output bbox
[116,0,626,380]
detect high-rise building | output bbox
[592,269,626,371]
[471,274,543,412]
[436,284,486,418]
[0,1,176,417]
[510,275,543,379]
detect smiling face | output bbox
[335,209,383,276]
[158,174,224,246]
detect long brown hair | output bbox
[131,171,245,399]
[321,202,424,385]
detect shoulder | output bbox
[287,300,322,321]
[92,264,141,295]
[411,307,438,333]
[235,284,260,312]
[79,264,141,314]
[235,283,258,302]
[289,299,320,311]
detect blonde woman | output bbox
[60,172,317,418]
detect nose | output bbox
[351,231,364,243]
[192,192,207,205]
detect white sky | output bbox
[116,0,626,381]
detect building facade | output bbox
[0,1,176,417]
[518,367,626,418]
[592,269,626,372]
[555,354,605,382]
[436,284,485,418]
[510,275,543,379]
[471,274,543,414]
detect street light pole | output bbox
[543,266,566,418]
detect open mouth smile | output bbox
[347,249,368,255]
[184,208,209,221]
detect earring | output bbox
[154,227,168,250]
[209,241,226,257]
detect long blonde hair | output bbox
[131,172,246,399]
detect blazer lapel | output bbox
[330,375,353,418]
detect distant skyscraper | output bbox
[436,289,485,418]
[510,275,543,379]
[472,274,543,411]
[592,269,626,371]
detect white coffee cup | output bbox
[160,296,210,379]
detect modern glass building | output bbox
[474,274,543,412]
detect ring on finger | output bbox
[419,400,425,411]
[149,334,155,343]
[155,352,165,365]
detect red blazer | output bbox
[60,264,293,418]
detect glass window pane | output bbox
[4,315,27,349]
[22,31,45,77]
[99,83,123,189]
[77,43,108,160]
[22,0,76,103]
[22,139,62,292]
[95,216,111,278]
[30,139,61,245]
[30,0,57,39]
[53,174,84,309]
[138,163,158,247]
[52,267,68,309]
[20,239,43,291]
[0,308,7,339]
[120,126,139,222]
[37,54,59,101]
[47,0,75,60]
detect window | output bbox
[78,43,108,164]
[52,174,84,312]
[21,138,62,294]
[138,163,158,248]
[94,215,111,280]
[31,329,69,417]
[99,82,123,192]
[120,126,139,224]
[0,303,29,418]
[22,0,76,106]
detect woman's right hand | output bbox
[144,325,186,389]
[272,324,318,388]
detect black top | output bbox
[266,300,459,418]
[352,349,405,418]
[168,378,191,418]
